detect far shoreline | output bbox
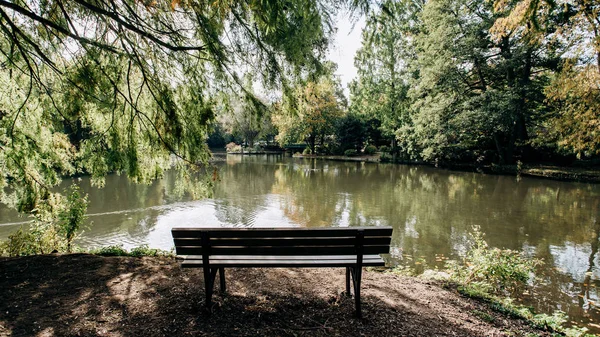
[223,151,600,184]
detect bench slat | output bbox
[182,254,385,260]
[180,256,385,268]
[175,245,390,256]
[173,237,391,247]
[172,227,393,239]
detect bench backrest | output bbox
[172,227,393,256]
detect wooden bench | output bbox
[172,226,393,317]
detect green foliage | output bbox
[334,114,367,153]
[226,142,242,153]
[0,0,361,216]
[58,186,88,253]
[129,245,171,257]
[364,145,377,155]
[344,149,358,157]
[216,78,275,149]
[445,228,592,336]
[88,245,173,257]
[448,227,541,297]
[302,147,312,155]
[350,0,413,144]
[379,145,391,153]
[89,245,130,257]
[350,0,600,165]
[272,75,345,154]
[1,186,88,256]
[542,65,600,158]
[471,310,495,323]
[0,228,37,257]
[380,152,393,162]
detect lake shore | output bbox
[1,254,554,337]
[292,154,600,183]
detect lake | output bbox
[1,154,599,331]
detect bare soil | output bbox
[0,254,552,336]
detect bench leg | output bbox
[349,267,363,318]
[219,267,226,293]
[203,265,214,309]
[345,267,351,296]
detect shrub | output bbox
[344,149,358,157]
[225,142,241,153]
[90,245,129,256]
[0,228,37,256]
[302,147,311,155]
[58,186,88,253]
[1,186,88,257]
[448,227,541,297]
[364,144,377,155]
[380,152,392,162]
[379,145,390,153]
[443,228,591,337]
[130,245,164,257]
[89,245,173,257]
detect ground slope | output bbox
[0,254,550,336]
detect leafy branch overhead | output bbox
[0,0,362,212]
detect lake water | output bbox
[1,154,599,331]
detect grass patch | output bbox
[88,244,174,257]
[471,309,495,323]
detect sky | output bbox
[326,14,366,98]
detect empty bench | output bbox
[172,227,393,317]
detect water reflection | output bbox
[0,155,599,330]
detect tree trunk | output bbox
[494,134,505,165]
[308,134,316,154]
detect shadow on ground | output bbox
[0,254,546,336]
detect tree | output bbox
[543,64,600,158]
[402,0,557,164]
[334,114,367,153]
[273,77,344,154]
[491,0,600,159]
[218,87,271,149]
[0,0,362,212]
[350,0,420,153]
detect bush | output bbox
[130,245,165,257]
[58,186,88,253]
[302,147,312,155]
[379,145,391,153]
[225,142,242,153]
[444,228,592,337]
[1,186,88,257]
[448,227,541,297]
[344,149,358,157]
[89,245,129,256]
[364,144,377,155]
[89,245,173,257]
[380,152,393,162]
[1,228,37,256]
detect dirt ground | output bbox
[0,254,553,337]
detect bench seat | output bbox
[180,254,386,268]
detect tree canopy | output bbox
[351,0,598,164]
[0,0,366,212]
